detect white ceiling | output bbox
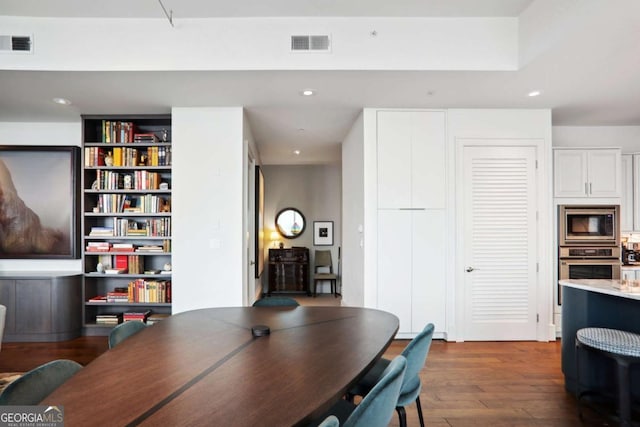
[1,0,640,165]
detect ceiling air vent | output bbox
[0,35,33,53]
[290,35,331,52]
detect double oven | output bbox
[558,205,621,303]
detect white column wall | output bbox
[171,107,245,313]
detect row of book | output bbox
[88,220,171,238]
[84,146,172,167]
[94,170,167,191]
[111,218,171,238]
[89,280,171,304]
[94,194,170,214]
[102,121,135,143]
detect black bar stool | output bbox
[575,327,640,426]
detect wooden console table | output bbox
[268,247,311,296]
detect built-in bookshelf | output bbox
[82,115,172,335]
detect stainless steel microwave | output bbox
[558,205,620,246]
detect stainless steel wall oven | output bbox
[558,205,621,304]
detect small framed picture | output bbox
[313,221,334,246]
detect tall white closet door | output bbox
[412,111,446,209]
[412,210,446,333]
[377,210,412,332]
[462,144,538,341]
[377,112,412,209]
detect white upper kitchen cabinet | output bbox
[553,148,621,198]
[377,110,446,209]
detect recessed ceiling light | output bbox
[52,97,72,105]
[300,89,315,96]
[528,90,541,97]
[293,150,301,155]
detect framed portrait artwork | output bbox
[313,221,333,246]
[0,145,80,258]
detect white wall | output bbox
[171,107,245,313]
[341,113,364,306]
[553,126,640,153]
[262,164,342,295]
[1,16,517,71]
[0,121,82,271]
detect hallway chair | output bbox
[313,250,339,297]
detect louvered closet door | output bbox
[462,145,537,340]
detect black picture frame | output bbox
[313,221,334,246]
[255,165,265,278]
[0,145,80,259]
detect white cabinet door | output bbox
[377,111,446,209]
[588,149,621,197]
[412,210,446,334]
[554,150,588,197]
[554,149,621,198]
[412,111,446,209]
[621,154,633,231]
[377,112,412,209]
[377,210,412,333]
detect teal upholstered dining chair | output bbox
[347,323,434,427]
[252,297,299,307]
[0,359,82,405]
[108,321,148,349]
[318,415,339,427]
[311,355,406,427]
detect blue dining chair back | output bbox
[347,322,434,427]
[0,359,82,405]
[252,297,299,307]
[343,355,407,427]
[109,321,148,349]
[318,415,340,427]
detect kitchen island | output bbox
[559,279,640,403]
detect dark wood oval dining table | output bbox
[41,306,399,426]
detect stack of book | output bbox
[86,242,111,252]
[136,245,164,253]
[106,291,129,303]
[89,227,114,237]
[96,313,122,325]
[133,133,159,143]
[147,313,170,325]
[123,309,152,323]
[111,242,134,252]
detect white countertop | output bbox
[559,279,640,300]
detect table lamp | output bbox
[270,231,280,248]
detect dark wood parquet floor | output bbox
[0,337,614,426]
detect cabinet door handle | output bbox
[466,266,475,272]
[589,183,592,194]
[585,182,589,195]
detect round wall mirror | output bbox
[275,207,306,239]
